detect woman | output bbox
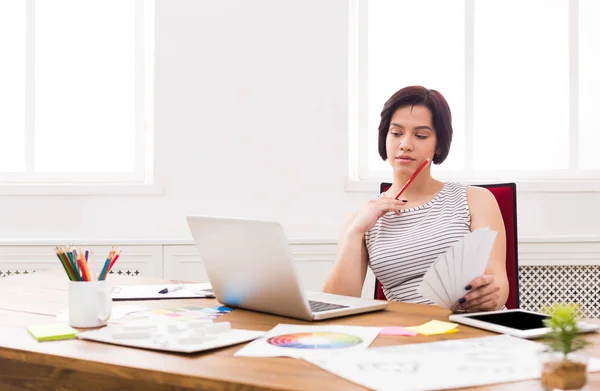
[323,86,508,312]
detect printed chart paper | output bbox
[234,324,381,359]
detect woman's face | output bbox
[385,105,438,174]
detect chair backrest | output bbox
[374,182,520,309]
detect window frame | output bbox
[0,0,155,191]
[348,0,600,192]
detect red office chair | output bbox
[374,182,520,309]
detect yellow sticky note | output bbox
[27,323,78,342]
[405,320,459,336]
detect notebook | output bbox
[27,323,78,342]
[112,283,215,301]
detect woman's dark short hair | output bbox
[378,86,452,165]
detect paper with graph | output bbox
[417,227,498,309]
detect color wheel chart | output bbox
[266,332,363,349]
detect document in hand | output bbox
[417,227,498,309]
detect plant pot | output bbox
[539,351,588,391]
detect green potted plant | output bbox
[540,304,591,390]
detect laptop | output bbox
[186,215,388,321]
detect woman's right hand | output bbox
[347,197,408,235]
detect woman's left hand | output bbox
[455,275,501,312]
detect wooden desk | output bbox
[1,271,598,391]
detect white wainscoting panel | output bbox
[97,246,163,279]
[519,241,600,266]
[0,246,62,277]
[289,242,337,293]
[0,245,163,279]
[163,245,208,282]
[2,239,600,309]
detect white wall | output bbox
[0,0,599,243]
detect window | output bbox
[0,0,154,185]
[350,0,600,185]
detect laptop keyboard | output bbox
[308,300,349,313]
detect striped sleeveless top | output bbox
[365,182,471,303]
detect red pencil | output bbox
[394,158,432,200]
[105,251,121,276]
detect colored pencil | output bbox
[104,251,121,278]
[54,245,121,281]
[54,248,75,281]
[60,249,78,281]
[76,258,88,281]
[64,248,82,281]
[98,247,121,280]
[394,158,432,200]
[98,257,111,281]
[79,252,92,281]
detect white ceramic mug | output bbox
[68,280,114,328]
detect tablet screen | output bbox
[467,311,549,330]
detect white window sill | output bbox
[345,179,600,193]
[0,183,165,196]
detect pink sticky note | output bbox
[379,326,418,336]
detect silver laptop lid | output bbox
[186,215,314,320]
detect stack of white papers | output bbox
[417,227,497,309]
[303,335,600,391]
[78,319,265,354]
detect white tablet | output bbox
[449,309,600,339]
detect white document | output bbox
[460,228,497,296]
[112,283,214,301]
[450,238,464,300]
[417,228,497,309]
[304,335,600,391]
[234,324,381,359]
[419,278,450,309]
[77,318,264,354]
